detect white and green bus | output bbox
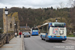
[40,22,67,42]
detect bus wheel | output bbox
[59,40,62,42]
[46,40,49,42]
[45,39,49,42]
[42,38,44,40]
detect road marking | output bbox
[25,37,46,50]
[31,37,47,50]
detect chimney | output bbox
[26,23,27,28]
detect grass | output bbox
[67,34,75,37]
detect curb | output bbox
[22,35,25,50]
[21,35,23,50]
[67,38,75,41]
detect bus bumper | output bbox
[47,36,67,41]
[32,34,38,36]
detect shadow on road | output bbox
[46,40,65,43]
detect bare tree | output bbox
[59,2,64,22]
[67,0,75,7]
[70,0,75,32]
[59,2,64,8]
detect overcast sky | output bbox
[0,0,71,8]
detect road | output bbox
[24,36,75,50]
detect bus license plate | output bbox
[57,36,60,37]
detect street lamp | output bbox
[5,7,8,16]
[5,7,9,44]
[14,24,16,33]
[5,7,8,33]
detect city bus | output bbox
[40,22,67,42]
[31,27,39,36]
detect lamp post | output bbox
[5,7,9,43]
[5,7,8,33]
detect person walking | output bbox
[19,32,22,38]
[15,32,17,37]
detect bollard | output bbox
[6,34,9,44]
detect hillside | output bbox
[8,7,71,27]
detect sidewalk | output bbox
[0,35,24,50]
[67,37,75,40]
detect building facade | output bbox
[3,9,19,34]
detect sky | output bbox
[0,0,72,9]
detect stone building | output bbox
[3,9,20,34]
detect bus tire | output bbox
[46,40,49,42]
[45,38,49,42]
[42,38,44,40]
[60,40,62,42]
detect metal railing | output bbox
[0,34,6,40]
[0,33,15,47]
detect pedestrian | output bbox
[29,32,30,34]
[15,32,17,37]
[19,32,22,38]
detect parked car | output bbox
[23,32,31,37]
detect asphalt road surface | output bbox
[24,36,75,50]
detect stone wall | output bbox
[3,9,19,34]
[8,16,15,32]
[3,9,7,33]
[1,8,20,48]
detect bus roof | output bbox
[49,22,65,24]
[40,22,66,27]
[41,23,48,27]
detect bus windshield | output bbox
[32,28,38,30]
[32,28,38,32]
[52,23,65,27]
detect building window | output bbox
[10,22,12,28]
